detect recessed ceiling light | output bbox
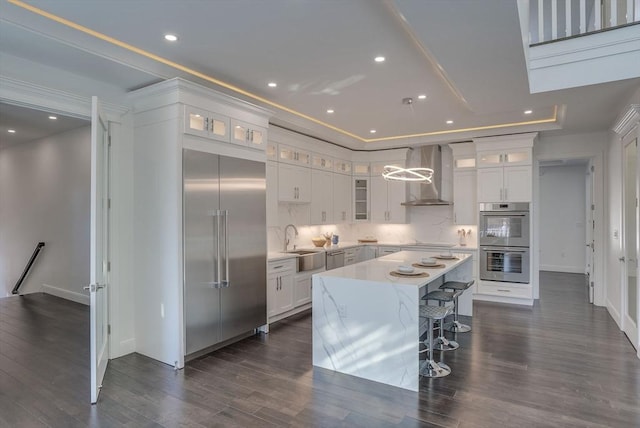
[374,56,385,63]
[48,115,57,120]
[524,109,533,114]
[268,82,277,88]
[164,34,178,42]
[326,109,334,114]
[446,120,454,125]
[418,94,427,100]
[370,129,377,134]
[8,129,16,133]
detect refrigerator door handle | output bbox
[212,210,222,288]
[220,210,230,288]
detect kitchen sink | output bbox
[283,249,325,272]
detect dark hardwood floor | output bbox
[1,272,639,427]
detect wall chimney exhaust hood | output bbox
[401,145,452,206]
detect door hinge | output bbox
[108,135,112,147]
[107,324,111,335]
[591,204,595,211]
[108,198,111,209]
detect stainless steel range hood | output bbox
[401,145,452,206]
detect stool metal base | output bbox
[420,360,451,378]
[444,320,471,333]
[433,336,459,351]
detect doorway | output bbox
[622,135,638,349]
[538,159,590,279]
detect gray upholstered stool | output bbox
[422,290,460,352]
[439,280,474,333]
[419,305,454,378]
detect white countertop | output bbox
[314,250,472,288]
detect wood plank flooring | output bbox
[1,272,639,427]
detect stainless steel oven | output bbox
[479,202,530,247]
[480,246,530,283]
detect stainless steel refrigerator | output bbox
[183,148,267,357]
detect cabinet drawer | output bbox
[477,281,532,299]
[268,259,296,274]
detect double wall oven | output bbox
[479,203,530,283]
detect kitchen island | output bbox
[312,250,473,391]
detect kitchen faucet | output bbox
[283,224,299,252]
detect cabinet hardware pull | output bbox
[497,289,511,292]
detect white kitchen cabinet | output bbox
[334,159,352,175]
[344,246,361,265]
[293,271,313,306]
[370,163,406,223]
[361,246,378,261]
[230,119,266,150]
[312,153,334,171]
[267,259,296,319]
[184,105,229,142]
[352,162,370,176]
[266,141,277,160]
[311,169,333,224]
[353,178,370,221]
[453,169,477,224]
[477,148,531,168]
[377,246,401,257]
[278,144,311,166]
[477,166,531,202]
[333,173,352,224]
[266,161,278,227]
[278,163,311,203]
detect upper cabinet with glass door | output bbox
[477,148,532,168]
[278,144,311,167]
[230,119,267,150]
[184,105,230,142]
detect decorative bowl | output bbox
[397,265,414,274]
[421,257,437,265]
[311,237,327,247]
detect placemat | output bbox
[434,256,459,261]
[412,262,445,269]
[389,271,429,278]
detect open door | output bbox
[88,96,110,403]
[623,136,638,350]
[585,160,595,303]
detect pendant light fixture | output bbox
[382,165,433,182]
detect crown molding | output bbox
[612,104,640,136]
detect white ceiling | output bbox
[0,0,638,149]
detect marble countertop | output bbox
[314,250,472,288]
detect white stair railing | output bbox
[530,0,639,44]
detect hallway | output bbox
[1,273,639,427]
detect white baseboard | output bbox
[116,338,136,358]
[42,284,89,306]
[540,265,585,274]
[606,299,622,329]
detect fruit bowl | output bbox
[311,237,327,247]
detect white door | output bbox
[623,137,638,350]
[585,161,595,303]
[89,96,110,403]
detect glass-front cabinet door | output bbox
[184,105,229,142]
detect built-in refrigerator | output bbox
[183,148,267,357]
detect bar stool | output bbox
[419,305,454,378]
[422,290,460,352]
[439,280,474,333]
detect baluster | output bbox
[551,0,558,39]
[538,0,545,42]
[627,0,634,23]
[580,0,587,33]
[566,0,572,36]
[610,0,617,27]
[595,0,603,30]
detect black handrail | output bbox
[12,242,45,295]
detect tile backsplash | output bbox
[268,204,477,251]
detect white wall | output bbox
[0,126,91,302]
[539,164,587,273]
